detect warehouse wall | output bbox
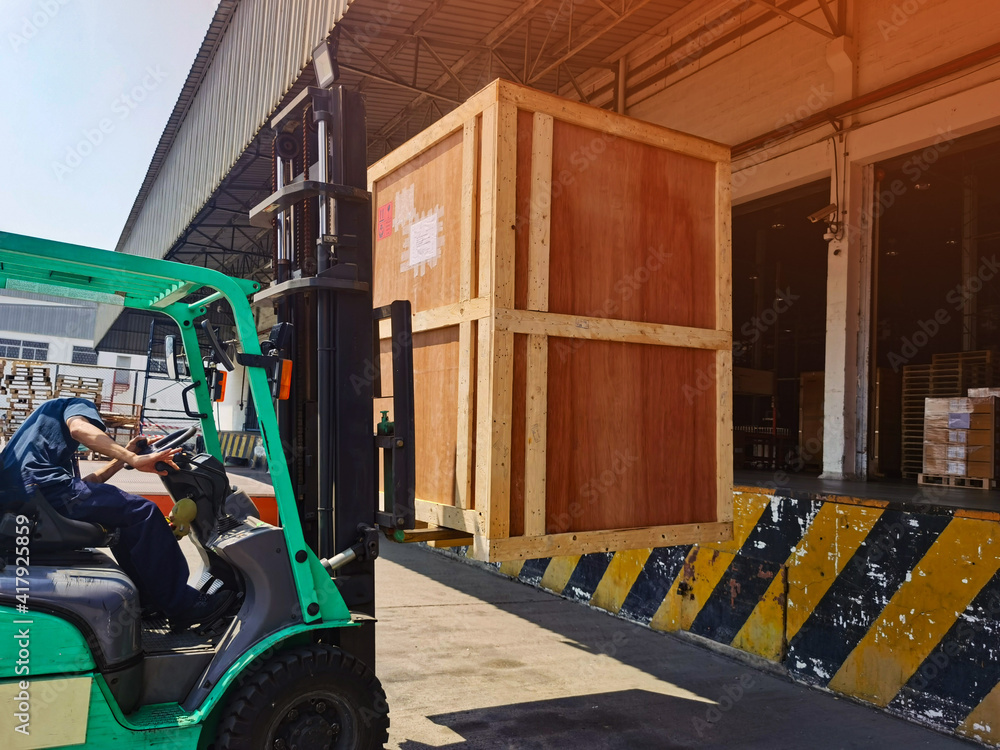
[445,487,1000,745]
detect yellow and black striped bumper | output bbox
[478,488,1000,746]
[218,431,259,462]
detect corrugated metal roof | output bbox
[116,0,353,260]
[115,0,240,256]
[98,0,354,347]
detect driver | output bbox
[0,397,234,630]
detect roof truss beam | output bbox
[527,0,656,84]
[353,0,451,94]
[746,0,836,38]
[374,0,549,139]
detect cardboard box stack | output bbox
[922,397,999,478]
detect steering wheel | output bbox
[123,426,199,473]
[139,425,200,455]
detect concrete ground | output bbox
[376,542,974,750]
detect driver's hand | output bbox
[131,448,182,476]
[125,434,157,453]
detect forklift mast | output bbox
[248,84,415,671]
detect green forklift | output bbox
[0,83,415,749]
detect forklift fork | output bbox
[372,299,416,533]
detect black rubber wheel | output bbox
[215,645,389,750]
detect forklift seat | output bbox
[0,488,116,554]
[0,550,144,712]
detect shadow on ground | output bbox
[397,689,725,750]
[377,543,975,750]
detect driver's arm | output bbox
[67,417,181,476]
[82,457,125,484]
[82,434,148,484]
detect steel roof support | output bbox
[747,0,836,39]
[374,0,548,140]
[528,0,657,84]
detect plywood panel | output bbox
[545,339,719,533]
[380,327,460,507]
[547,120,717,329]
[373,130,464,312]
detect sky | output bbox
[0,0,219,250]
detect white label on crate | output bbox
[408,214,439,266]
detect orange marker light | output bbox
[278,359,293,400]
[213,370,228,402]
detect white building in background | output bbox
[0,293,145,414]
[0,293,248,434]
[0,297,136,367]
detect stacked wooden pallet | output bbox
[54,374,104,405]
[901,351,997,478]
[930,351,994,396]
[901,364,932,478]
[0,360,54,439]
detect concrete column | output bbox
[820,160,870,479]
[819,4,863,479]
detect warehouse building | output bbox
[98,0,1000,743]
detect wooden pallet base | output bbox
[918,473,996,490]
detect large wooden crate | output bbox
[369,80,733,561]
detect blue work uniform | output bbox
[0,398,198,616]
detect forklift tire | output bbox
[215,644,389,749]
